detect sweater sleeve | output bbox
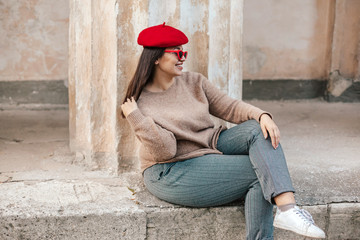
[201,76,272,123]
[125,108,177,162]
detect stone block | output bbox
[0,180,147,239]
[146,206,246,240]
[0,212,146,240]
[327,203,360,239]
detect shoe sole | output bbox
[273,222,325,239]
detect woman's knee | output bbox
[241,120,263,139]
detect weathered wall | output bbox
[1,0,358,85]
[0,0,69,81]
[243,0,335,80]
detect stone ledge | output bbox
[1,174,359,240]
[243,79,327,100]
[0,80,68,105]
[0,179,147,240]
[1,213,146,240]
[0,103,68,111]
[137,186,359,240]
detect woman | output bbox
[121,23,325,240]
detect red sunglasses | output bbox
[164,50,188,60]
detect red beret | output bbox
[137,22,188,48]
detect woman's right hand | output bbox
[121,96,138,117]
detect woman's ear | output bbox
[155,60,159,65]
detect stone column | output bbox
[208,0,244,127]
[69,0,118,173]
[179,0,209,76]
[69,0,244,173]
[228,0,244,101]
[116,0,149,172]
[327,0,360,101]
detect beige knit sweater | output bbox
[126,72,271,173]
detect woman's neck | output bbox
[149,71,175,92]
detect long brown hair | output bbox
[121,47,165,118]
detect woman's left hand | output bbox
[259,114,280,149]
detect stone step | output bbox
[1,174,359,240]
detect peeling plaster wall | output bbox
[1,0,358,85]
[1,0,357,82]
[0,0,69,81]
[243,0,334,80]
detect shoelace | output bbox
[299,208,315,224]
[294,207,315,225]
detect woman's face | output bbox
[155,45,186,78]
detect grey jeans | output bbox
[143,120,295,240]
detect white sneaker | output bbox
[273,206,326,239]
